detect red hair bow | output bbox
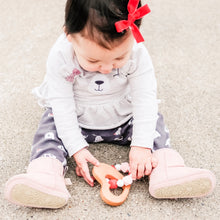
[115,0,151,43]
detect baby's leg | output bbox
[149,113,216,199]
[4,108,71,208]
[153,113,171,151]
[30,108,68,165]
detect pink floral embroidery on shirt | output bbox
[65,68,81,82]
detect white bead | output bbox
[123,174,133,186]
[115,164,121,171]
[117,179,124,187]
[105,178,109,182]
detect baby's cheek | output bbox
[81,63,99,72]
[76,58,92,72]
[116,60,129,69]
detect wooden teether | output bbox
[92,163,131,206]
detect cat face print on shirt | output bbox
[88,74,111,94]
[73,70,127,96]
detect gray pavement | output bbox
[0,0,219,219]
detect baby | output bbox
[5,0,216,208]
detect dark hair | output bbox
[64,0,142,48]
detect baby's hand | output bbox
[73,147,99,186]
[129,146,158,180]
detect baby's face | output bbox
[67,32,134,74]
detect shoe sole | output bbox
[5,175,68,208]
[152,177,213,199]
[10,184,67,208]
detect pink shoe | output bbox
[4,157,71,208]
[149,148,216,199]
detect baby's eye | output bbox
[88,60,99,64]
[115,57,125,61]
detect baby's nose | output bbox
[99,64,113,74]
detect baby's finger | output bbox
[130,162,138,180]
[151,156,158,168]
[144,160,152,176]
[75,166,83,177]
[81,163,94,186]
[137,164,145,179]
[86,153,100,167]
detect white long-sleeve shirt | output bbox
[32,34,158,156]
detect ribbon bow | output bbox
[115,0,151,43]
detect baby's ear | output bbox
[63,26,72,42]
[63,26,67,35]
[66,34,73,43]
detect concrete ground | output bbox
[0,0,219,219]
